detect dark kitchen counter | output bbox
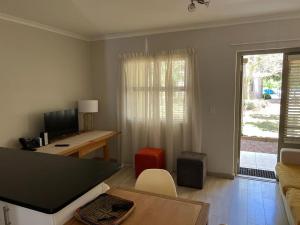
[0,147,120,214]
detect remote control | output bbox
[55,144,70,147]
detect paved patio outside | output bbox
[240,137,278,171]
[240,151,277,172]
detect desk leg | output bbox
[103,144,110,161]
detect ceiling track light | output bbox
[188,0,210,12]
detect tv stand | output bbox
[36,130,119,160]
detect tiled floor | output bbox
[240,151,277,171]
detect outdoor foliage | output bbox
[244,99,267,111]
[263,94,272,100]
[243,53,283,100]
[245,54,283,79]
[263,75,282,90]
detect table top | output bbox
[0,148,120,214]
[65,188,209,225]
[36,130,117,155]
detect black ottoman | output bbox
[177,151,207,189]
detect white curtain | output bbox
[119,49,201,171]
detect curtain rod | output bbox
[118,48,196,58]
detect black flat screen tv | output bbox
[44,109,79,141]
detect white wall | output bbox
[2,16,299,174]
[91,18,300,175]
[0,20,92,148]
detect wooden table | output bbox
[36,130,118,160]
[65,188,209,225]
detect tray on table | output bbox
[74,193,135,225]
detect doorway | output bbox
[238,52,284,179]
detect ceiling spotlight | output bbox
[198,0,210,6]
[188,2,196,12]
[188,0,210,12]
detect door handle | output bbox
[3,206,11,225]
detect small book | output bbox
[74,193,135,225]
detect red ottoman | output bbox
[135,148,165,178]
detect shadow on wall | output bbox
[6,103,78,149]
[6,111,45,149]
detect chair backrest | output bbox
[135,169,177,197]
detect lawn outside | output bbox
[242,98,280,139]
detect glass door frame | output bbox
[234,48,292,175]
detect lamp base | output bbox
[83,113,94,131]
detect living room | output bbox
[1,1,300,225]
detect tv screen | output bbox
[44,109,79,141]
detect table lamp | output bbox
[78,100,98,131]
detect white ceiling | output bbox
[0,0,300,40]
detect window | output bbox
[123,56,187,122]
[159,59,186,121]
[120,49,201,170]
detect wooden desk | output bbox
[65,188,209,225]
[36,130,118,160]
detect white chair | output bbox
[135,169,177,197]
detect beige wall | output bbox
[2,16,300,175]
[0,20,92,148]
[91,18,300,175]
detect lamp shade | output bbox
[78,100,98,113]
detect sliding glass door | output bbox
[235,49,300,178]
[238,52,283,178]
